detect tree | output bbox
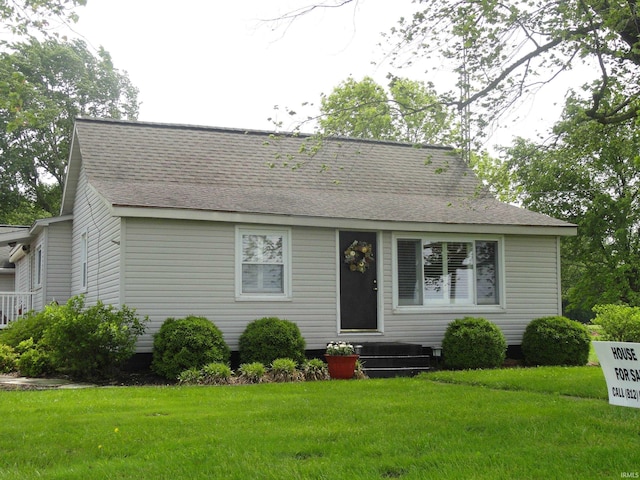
[0,38,139,222]
[387,0,640,128]
[0,0,86,38]
[502,95,640,313]
[319,75,456,145]
[283,1,640,132]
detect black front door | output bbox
[339,231,378,331]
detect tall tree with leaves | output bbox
[319,76,456,145]
[284,1,640,137]
[503,96,640,314]
[0,0,85,38]
[0,38,139,223]
[386,0,640,129]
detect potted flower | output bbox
[324,341,359,379]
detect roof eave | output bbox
[110,205,577,236]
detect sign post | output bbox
[593,341,640,409]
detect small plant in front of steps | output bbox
[302,358,330,381]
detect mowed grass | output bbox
[0,367,638,480]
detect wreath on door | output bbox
[344,240,374,273]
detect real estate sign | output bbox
[593,341,640,409]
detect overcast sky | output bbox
[68,0,571,149]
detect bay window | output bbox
[396,236,501,307]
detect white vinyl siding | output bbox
[44,220,72,304]
[71,168,121,305]
[15,255,29,294]
[121,219,338,352]
[384,234,561,346]
[0,274,14,292]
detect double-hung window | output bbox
[395,236,502,308]
[236,227,291,300]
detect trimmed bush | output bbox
[0,344,17,373]
[152,316,230,380]
[592,304,640,343]
[522,316,591,366]
[43,296,147,379]
[442,317,507,369]
[238,317,306,365]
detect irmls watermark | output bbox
[621,472,639,478]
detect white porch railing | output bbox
[0,292,33,328]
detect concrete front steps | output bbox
[356,342,432,378]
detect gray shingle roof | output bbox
[70,118,573,229]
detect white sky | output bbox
[67,0,574,150]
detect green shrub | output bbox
[0,303,59,348]
[152,316,230,380]
[592,304,640,342]
[522,316,591,366]
[0,344,17,373]
[177,367,203,385]
[42,296,147,379]
[201,362,233,385]
[303,358,329,381]
[269,357,303,383]
[15,337,36,355]
[442,317,507,370]
[17,346,52,377]
[238,317,306,365]
[237,362,267,384]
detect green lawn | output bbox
[0,366,638,479]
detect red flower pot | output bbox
[324,354,359,379]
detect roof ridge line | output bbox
[74,116,455,151]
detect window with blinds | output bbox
[395,237,500,307]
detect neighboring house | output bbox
[0,225,31,325]
[0,117,576,355]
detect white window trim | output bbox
[392,233,506,313]
[35,245,43,288]
[80,229,88,292]
[235,226,292,301]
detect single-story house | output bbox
[0,117,576,358]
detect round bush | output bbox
[522,316,591,366]
[152,316,230,379]
[592,304,640,342]
[238,317,306,365]
[442,317,507,369]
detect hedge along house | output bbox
[0,117,576,364]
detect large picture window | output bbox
[396,237,501,307]
[236,227,291,300]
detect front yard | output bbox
[0,366,637,479]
